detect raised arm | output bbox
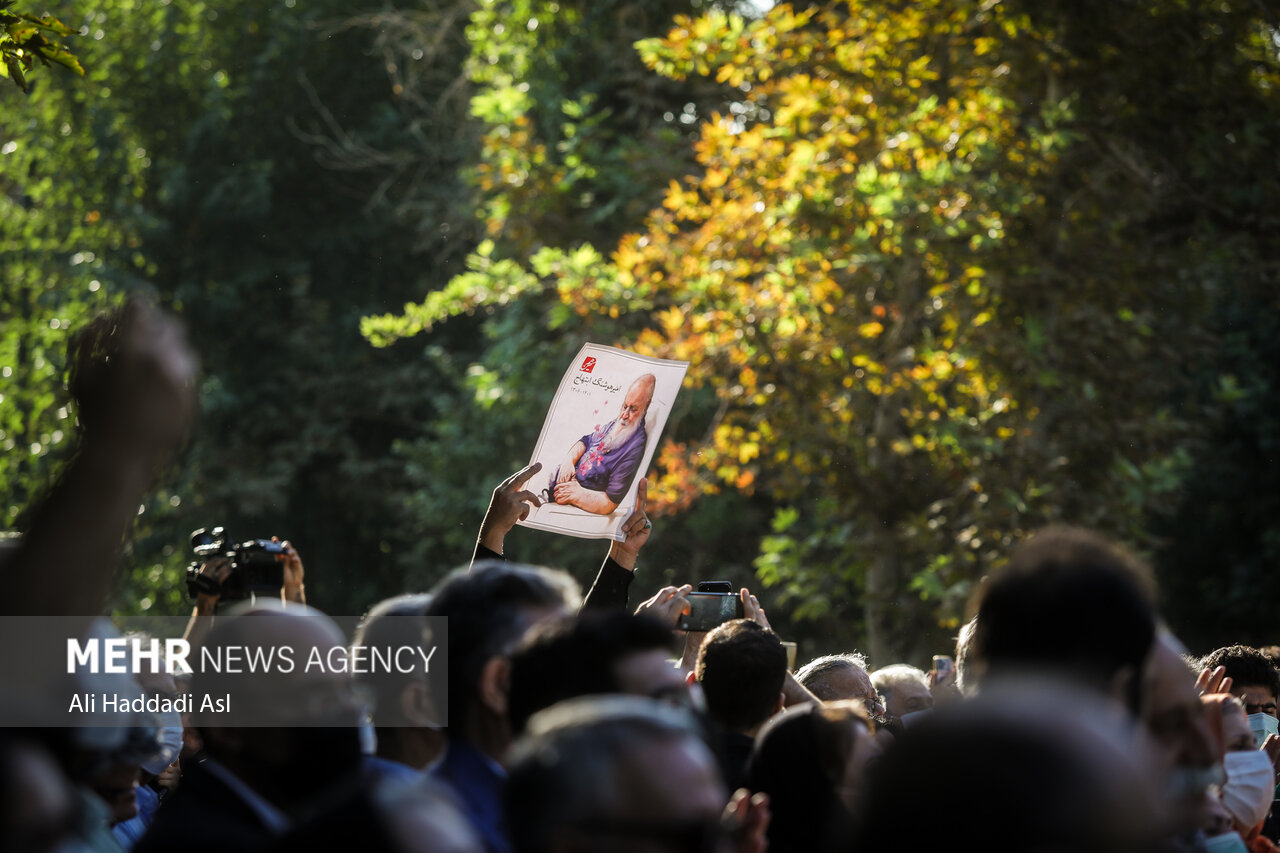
[3,295,198,617]
[583,478,651,610]
[471,462,543,566]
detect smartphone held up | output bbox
[676,581,745,632]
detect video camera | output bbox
[185,527,285,601]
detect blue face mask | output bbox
[1248,712,1279,749]
[1203,831,1249,853]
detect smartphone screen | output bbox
[677,592,744,632]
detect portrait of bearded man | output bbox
[545,373,655,515]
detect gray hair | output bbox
[796,653,869,700]
[955,616,977,694]
[870,664,928,704]
[506,696,712,853]
[352,593,435,727]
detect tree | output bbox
[372,0,1280,662]
[1,1,82,93]
[2,0,480,621]
[361,0,770,595]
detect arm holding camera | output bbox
[182,538,305,642]
[183,557,230,645]
[278,539,305,605]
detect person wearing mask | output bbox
[1202,693,1277,853]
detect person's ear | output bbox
[400,681,438,727]
[479,656,511,717]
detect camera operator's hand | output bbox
[608,478,651,571]
[477,463,544,557]
[193,558,232,611]
[277,539,305,604]
[184,557,231,645]
[634,583,693,628]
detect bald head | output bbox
[194,600,356,726]
[618,374,656,430]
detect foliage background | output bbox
[3,0,1278,665]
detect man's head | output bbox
[0,736,75,852]
[192,600,366,814]
[1200,644,1280,718]
[695,619,786,735]
[746,700,880,850]
[352,593,445,769]
[508,611,686,735]
[507,696,727,853]
[870,664,933,719]
[853,684,1165,853]
[617,374,656,430]
[424,561,579,753]
[969,525,1157,713]
[795,653,885,718]
[1143,631,1220,832]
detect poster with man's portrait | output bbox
[518,343,688,541]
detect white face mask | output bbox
[1203,830,1250,853]
[1222,749,1275,830]
[1248,712,1279,749]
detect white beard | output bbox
[601,417,641,453]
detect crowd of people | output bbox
[3,299,1280,853]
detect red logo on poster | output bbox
[581,357,597,373]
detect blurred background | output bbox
[2,0,1278,666]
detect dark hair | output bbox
[970,526,1157,712]
[1201,644,1280,701]
[696,619,787,732]
[746,701,871,853]
[508,611,674,734]
[852,692,1160,853]
[424,561,578,739]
